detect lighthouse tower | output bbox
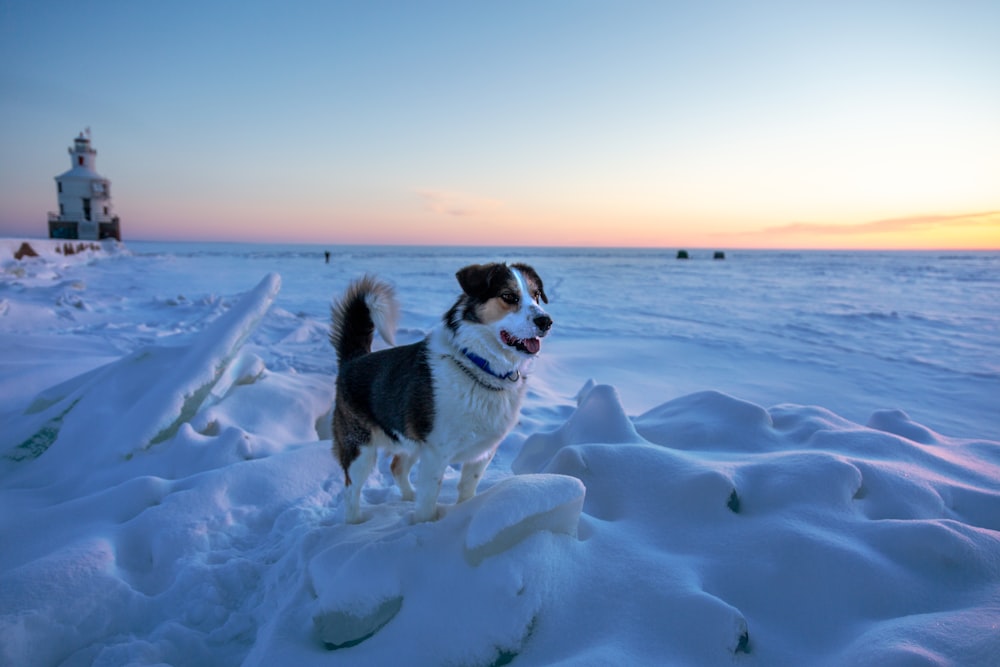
[48,130,122,241]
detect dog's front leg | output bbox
[457,447,497,503]
[413,451,447,522]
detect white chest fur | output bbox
[426,330,527,464]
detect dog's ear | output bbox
[456,263,505,299]
[512,263,548,304]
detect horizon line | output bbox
[4,235,998,254]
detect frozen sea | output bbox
[1,239,999,666]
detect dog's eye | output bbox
[501,292,519,305]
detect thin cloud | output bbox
[414,189,503,218]
[743,211,1000,237]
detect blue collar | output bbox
[461,348,520,382]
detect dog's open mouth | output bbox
[501,330,541,355]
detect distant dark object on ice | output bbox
[9,239,111,261]
[14,242,39,260]
[58,242,101,256]
[674,249,726,260]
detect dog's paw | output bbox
[343,506,367,524]
[410,504,441,523]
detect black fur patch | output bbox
[455,263,514,301]
[445,295,478,332]
[511,263,548,304]
[330,276,383,365]
[335,340,436,444]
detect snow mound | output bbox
[265,474,584,665]
[464,473,585,564]
[1,273,283,491]
[508,383,1000,664]
[512,380,644,473]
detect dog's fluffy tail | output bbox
[330,275,400,365]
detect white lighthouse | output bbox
[48,130,122,241]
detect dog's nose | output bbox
[534,314,553,332]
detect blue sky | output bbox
[2,1,998,247]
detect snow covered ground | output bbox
[1,238,998,666]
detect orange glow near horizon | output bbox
[119,207,1000,251]
[722,211,1000,251]
[83,177,1000,251]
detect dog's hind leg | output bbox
[390,453,416,501]
[342,445,377,524]
[457,447,497,503]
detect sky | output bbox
[1,0,998,249]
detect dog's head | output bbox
[447,263,552,359]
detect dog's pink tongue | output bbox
[523,337,541,354]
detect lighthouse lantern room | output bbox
[48,130,122,241]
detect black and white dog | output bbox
[330,263,552,523]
